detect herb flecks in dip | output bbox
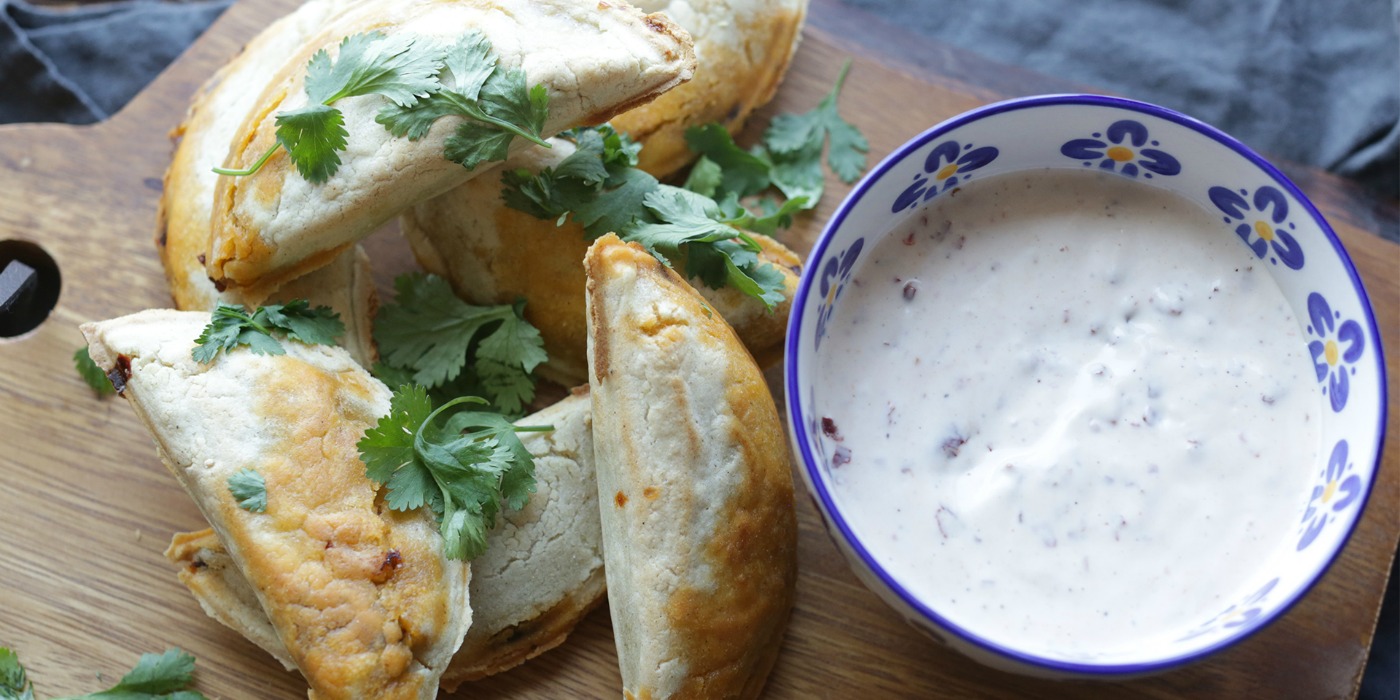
[818,170,1318,659]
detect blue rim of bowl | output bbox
[784,93,1389,676]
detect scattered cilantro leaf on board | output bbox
[762,58,867,198]
[192,300,344,364]
[73,347,114,397]
[373,274,546,417]
[358,386,549,560]
[227,468,268,513]
[214,32,441,183]
[377,31,550,171]
[0,647,210,700]
[1,648,34,700]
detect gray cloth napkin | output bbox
[845,0,1400,208]
[0,0,230,123]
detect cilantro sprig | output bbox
[501,126,790,310]
[215,30,550,183]
[358,386,549,560]
[192,300,344,364]
[377,31,550,170]
[2,647,208,700]
[213,32,442,183]
[73,347,115,397]
[683,60,866,208]
[373,274,546,417]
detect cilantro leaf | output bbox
[35,648,209,700]
[1,648,34,700]
[623,187,787,310]
[682,155,723,198]
[500,126,788,309]
[227,468,268,513]
[378,32,550,171]
[216,32,441,183]
[304,33,441,107]
[358,388,548,560]
[192,301,343,364]
[763,59,867,191]
[274,104,347,185]
[74,347,115,397]
[260,299,346,347]
[573,167,658,239]
[684,123,772,200]
[373,274,546,416]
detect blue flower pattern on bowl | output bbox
[1178,577,1280,642]
[1305,292,1366,413]
[1208,185,1305,270]
[1298,440,1363,551]
[813,238,864,350]
[890,140,999,212]
[1060,120,1181,179]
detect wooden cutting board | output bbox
[1,0,1396,697]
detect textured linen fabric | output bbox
[0,0,231,123]
[0,0,1394,695]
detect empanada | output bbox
[157,0,377,367]
[162,391,606,687]
[401,138,801,387]
[207,0,696,303]
[82,310,468,699]
[610,0,809,178]
[584,234,798,698]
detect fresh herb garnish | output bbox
[1,648,33,700]
[227,468,267,513]
[358,386,549,560]
[192,300,344,364]
[501,127,789,309]
[377,31,550,170]
[73,347,114,397]
[373,274,546,417]
[213,32,442,183]
[2,647,208,700]
[762,58,868,198]
[679,60,865,210]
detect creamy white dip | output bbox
[818,170,1319,659]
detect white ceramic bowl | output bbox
[784,95,1387,677]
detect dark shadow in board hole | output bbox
[0,240,61,338]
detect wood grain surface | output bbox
[0,0,1396,697]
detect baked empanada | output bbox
[207,0,696,302]
[162,390,606,687]
[157,0,377,367]
[609,0,809,178]
[584,234,798,699]
[82,310,468,699]
[401,138,801,387]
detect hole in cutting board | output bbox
[0,240,61,338]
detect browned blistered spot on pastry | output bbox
[370,549,402,584]
[642,486,659,500]
[615,491,628,508]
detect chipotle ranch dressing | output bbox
[818,170,1319,658]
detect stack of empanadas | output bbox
[105,0,810,695]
